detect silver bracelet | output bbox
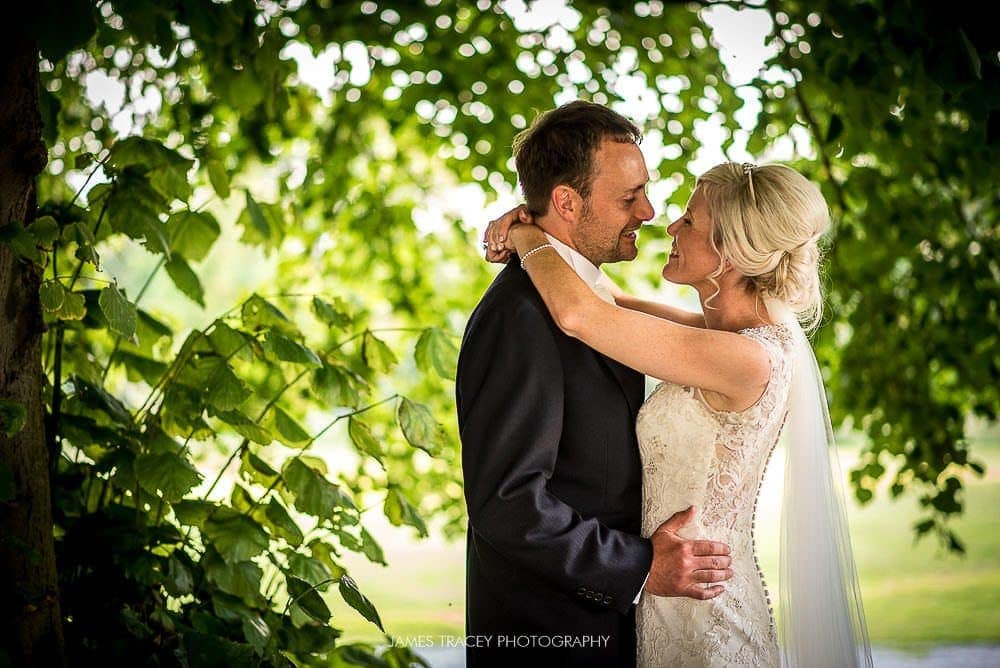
[519,243,555,270]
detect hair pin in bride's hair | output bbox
[742,162,758,205]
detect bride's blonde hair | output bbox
[696,162,829,332]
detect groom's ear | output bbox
[550,185,582,223]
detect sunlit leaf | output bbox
[263,331,321,367]
[311,296,352,328]
[39,280,66,312]
[172,499,217,527]
[203,510,270,563]
[165,255,205,307]
[214,410,272,445]
[286,575,331,622]
[204,549,264,606]
[134,451,202,502]
[414,327,458,380]
[167,211,220,262]
[397,397,446,456]
[338,574,383,632]
[283,457,356,517]
[99,283,137,339]
[348,417,383,465]
[383,486,427,537]
[240,448,279,486]
[262,497,304,546]
[206,159,231,199]
[273,406,311,446]
[361,330,397,373]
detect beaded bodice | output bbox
[634,324,794,667]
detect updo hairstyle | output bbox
[696,162,830,332]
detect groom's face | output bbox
[570,140,654,266]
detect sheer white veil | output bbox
[764,297,872,667]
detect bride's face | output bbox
[662,187,721,286]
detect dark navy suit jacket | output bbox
[457,259,652,667]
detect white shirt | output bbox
[542,234,650,604]
[543,233,617,305]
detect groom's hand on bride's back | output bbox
[645,506,732,600]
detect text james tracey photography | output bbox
[391,634,612,649]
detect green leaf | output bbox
[360,526,386,566]
[106,171,171,256]
[165,255,205,306]
[208,321,249,358]
[167,211,220,262]
[414,327,458,380]
[27,216,60,248]
[309,540,347,581]
[180,356,250,412]
[58,290,87,321]
[361,330,397,373]
[287,552,331,586]
[116,350,168,385]
[338,574,383,632]
[311,296,352,328]
[240,449,279,486]
[397,397,446,456]
[39,281,66,312]
[172,500,217,527]
[204,510,270,563]
[384,487,427,537]
[204,551,264,606]
[184,630,256,664]
[286,575,331,622]
[108,137,194,201]
[67,222,100,267]
[262,498,304,546]
[206,159,231,199]
[134,451,202,502]
[241,615,270,656]
[348,418,383,464]
[164,554,194,596]
[263,331,321,366]
[244,190,270,241]
[313,362,363,408]
[0,221,43,263]
[273,406,311,447]
[241,294,293,333]
[99,284,138,339]
[283,458,356,517]
[215,410,272,445]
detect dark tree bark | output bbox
[0,31,65,667]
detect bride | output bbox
[484,161,872,667]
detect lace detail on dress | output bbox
[635,324,794,667]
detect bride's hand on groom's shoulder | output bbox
[482,205,534,263]
[645,506,733,600]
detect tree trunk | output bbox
[0,32,65,667]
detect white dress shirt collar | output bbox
[543,233,615,304]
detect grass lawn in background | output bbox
[326,438,1000,649]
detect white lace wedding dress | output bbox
[635,323,794,668]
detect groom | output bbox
[457,101,733,667]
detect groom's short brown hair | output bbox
[513,100,642,217]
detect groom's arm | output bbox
[458,292,652,615]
